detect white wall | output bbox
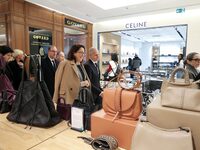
[139,42,152,71]
[93,5,200,55]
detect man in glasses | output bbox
[41,45,58,97]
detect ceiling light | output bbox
[87,0,157,10]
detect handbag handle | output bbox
[117,70,142,90]
[169,67,190,85]
[57,97,66,104]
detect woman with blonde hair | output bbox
[6,49,25,90]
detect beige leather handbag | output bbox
[161,67,200,111]
[131,121,193,150]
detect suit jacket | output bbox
[84,59,102,102]
[53,60,90,104]
[41,56,59,97]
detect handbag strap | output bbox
[117,70,142,90]
[169,67,190,85]
[112,87,123,122]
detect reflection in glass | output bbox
[0,24,7,45]
[64,28,87,61]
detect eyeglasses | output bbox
[50,50,57,53]
[77,51,85,55]
[192,59,200,62]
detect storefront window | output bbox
[64,28,87,61]
[98,25,187,78]
[29,27,52,55]
[0,23,7,45]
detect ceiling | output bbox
[112,25,187,42]
[25,0,200,23]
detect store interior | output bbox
[98,24,187,78]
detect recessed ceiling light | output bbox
[87,0,157,10]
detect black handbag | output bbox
[72,87,95,130]
[7,55,61,128]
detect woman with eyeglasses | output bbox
[53,44,90,105]
[184,52,200,80]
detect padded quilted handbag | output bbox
[103,71,142,121]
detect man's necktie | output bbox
[52,60,56,69]
[95,63,99,74]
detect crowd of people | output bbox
[1,44,200,124]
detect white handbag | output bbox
[161,67,200,111]
[131,120,193,150]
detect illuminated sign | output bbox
[65,18,87,30]
[29,27,52,55]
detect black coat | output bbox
[6,60,23,90]
[84,59,102,104]
[41,56,59,97]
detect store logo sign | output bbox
[65,18,87,30]
[125,21,147,29]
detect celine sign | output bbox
[125,21,147,29]
[65,18,87,30]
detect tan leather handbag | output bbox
[103,71,142,121]
[161,67,200,111]
[131,120,194,150]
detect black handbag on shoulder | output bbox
[7,55,61,128]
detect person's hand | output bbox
[99,91,103,97]
[80,80,90,87]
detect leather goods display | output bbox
[7,55,61,127]
[103,71,142,121]
[78,135,118,150]
[147,95,200,150]
[131,120,193,150]
[91,109,137,150]
[56,97,71,121]
[161,67,200,111]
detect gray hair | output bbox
[89,47,97,57]
[13,49,23,58]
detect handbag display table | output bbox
[147,95,200,150]
[91,109,137,150]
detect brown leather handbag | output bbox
[103,71,142,121]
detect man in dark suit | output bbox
[84,47,103,110]
[41,45,58,97]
